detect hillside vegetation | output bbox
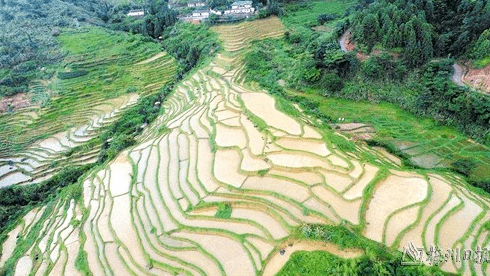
[351,0,490,67]
[469,29,490,68]
[0,0,112,97]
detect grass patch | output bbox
[257,168,270,177]
[58,27,159,57]
[276,250,446,275]
[473,57,490,69]
[214,202,232,219]
[281,0,356,28]
[279,224,449,275]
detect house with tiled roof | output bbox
[224,1,254,14]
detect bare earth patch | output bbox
[0,93,30,113]
[463,63,490,93]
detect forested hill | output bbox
[351,0,490,67]
[0,0,110,97]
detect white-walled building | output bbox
[210,9,222,16]
[127,10,145,17]
[192,9,210,18]
[188,1,206,7]
[224,1,254,14]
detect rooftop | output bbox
[193,9,210,13]
[232,1,252,5]
[127,10,145,17]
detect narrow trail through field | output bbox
[136,52,167,65]
[3,17,490,276]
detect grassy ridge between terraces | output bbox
[280,0,356,28]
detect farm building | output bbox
[187,1,206,7]
[192,9,210,18]
[224,1,255,14]
[127,9,144,18]
[210,9,222,16]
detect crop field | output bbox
[2,16,490,276]
[281,0,356,28]
[0,27,177,187]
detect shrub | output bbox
[451,159,478,177]
[161,22,221,73]
[257,169,269,176]
[471,30,490,60]
[257,9,269,19]
[214,203,232,219]
[126,85,137,93]
[322,72,343,93]
[317,13,337,24]
[363,54,407,80]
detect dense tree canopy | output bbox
[109,0,177,39]
[351,0,490,67]
[161,22,221,72]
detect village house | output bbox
[224,1,254,14]
[127,9,145,18]
[192,9,210,18]
[210,9,222,16]
[187,1,206,7]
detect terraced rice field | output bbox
[0,28,177,187]
[3,17,490,275]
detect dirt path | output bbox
[339,30,351,53]
[136,52,166,65]
[452,64,465,86]
[338,31,370,61]
[0,93,30,113]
